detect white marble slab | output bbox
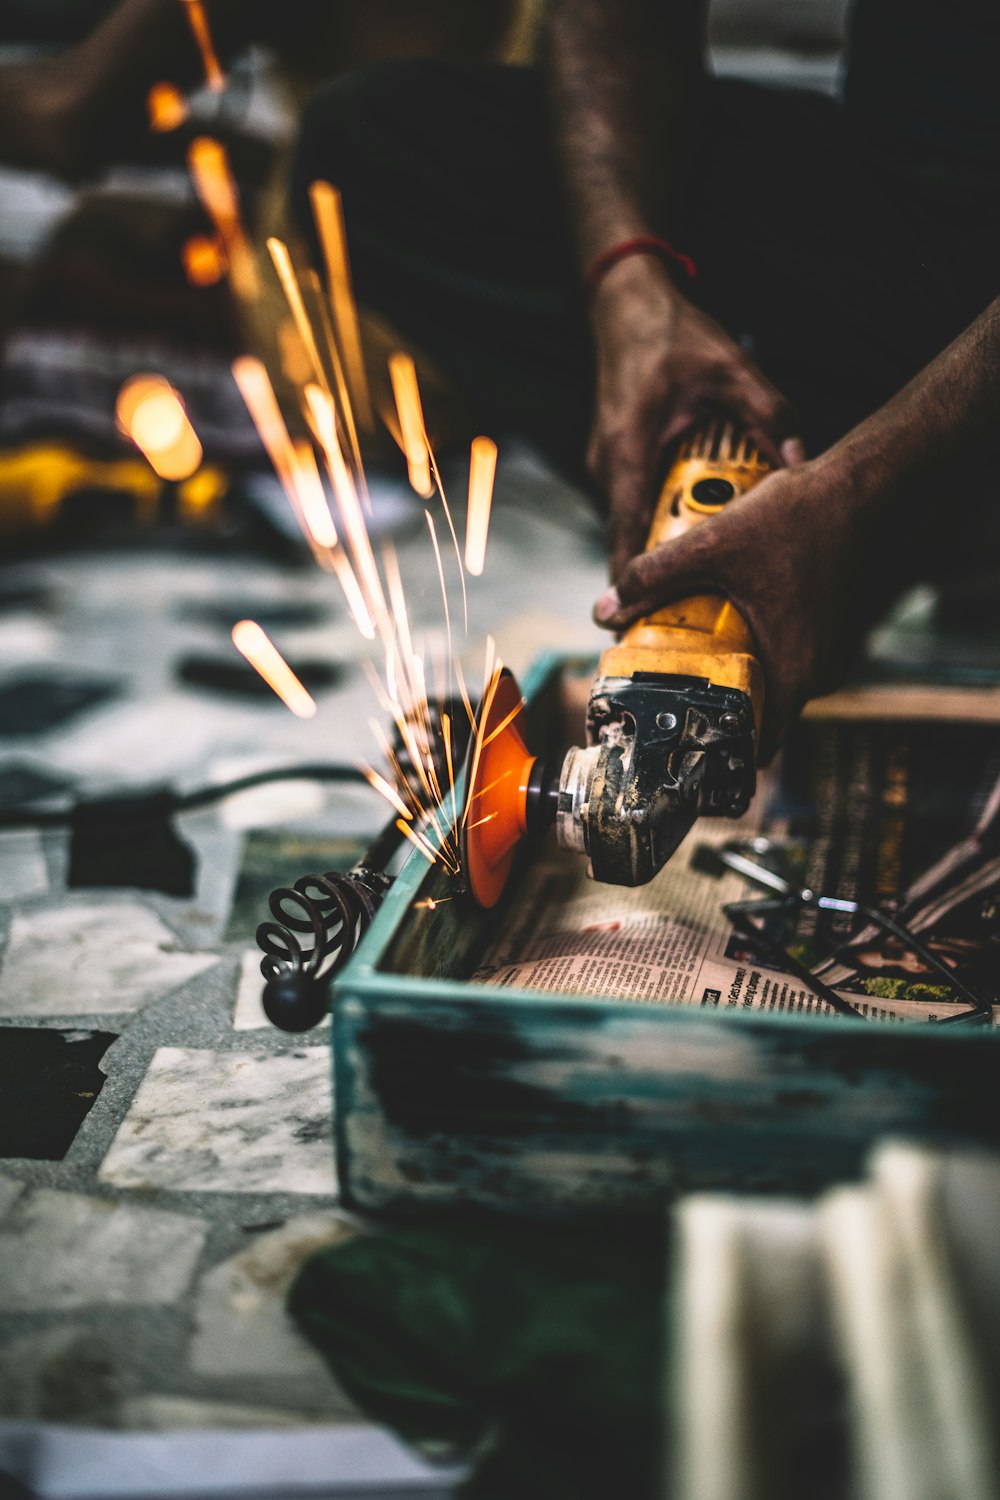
[0,903,216,1017]
[0,828,49,899]
[0,1188,206,1312]
[189,1213,357,1387]
[98,1046,336,1195]
[232,950,330,1032]
[0,614,60,661]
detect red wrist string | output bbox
[583,235,698,297]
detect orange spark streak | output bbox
[231,356,299,502]
[267,238,328,393]
[442,711,459,830]
[414,896,453,910]
[425,445,469,634]
[362,764,412,820]
[465,436,498,576]
[473,768,513,801]
[187,137,258,298]
[424,510,452,668]
[328,550,376,640]
[305,268,364,496]
[388,353,433,499]
[482,695,526,748]
[231,620,316,718]
[289,439,337,549]
[181,0,225,90]
[453,657,480,737]
[305,384,386,624]
[466,812,499,831]
[309,181,374,431]
[399,816,459,875]
[461,647,502,830]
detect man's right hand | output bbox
[588,253,805,582]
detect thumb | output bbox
[593,526,722,631]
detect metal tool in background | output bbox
[463,418,773,907]
[696,835,994,1025]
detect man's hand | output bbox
[593,453,872,757]
[590,254,805,581]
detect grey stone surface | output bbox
[0,1175,26,1221]
[98,1046,336,1195]
[0,1188,207,1312]
[0,1327,120,1424]
[0,903,216,1017]
[189,1213,357,1382]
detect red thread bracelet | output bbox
[584,235,698,297]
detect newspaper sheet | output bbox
[472,717,1000,1026]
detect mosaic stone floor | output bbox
[0,447,607,1495]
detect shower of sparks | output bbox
[465,437,498,576]
[388,353,433,499]
[187,137,259,300]
[231,621,317,718]
[180,0,225,90]
[172,171,506,881]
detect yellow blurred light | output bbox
[116,375,203,482]
[182,234,226,287]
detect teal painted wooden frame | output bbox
[333,654,999,1216]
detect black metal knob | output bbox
[262,973,330,1032]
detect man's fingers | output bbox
[595,528,718,629]
[603,431,663,582]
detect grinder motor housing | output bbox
[557,420,772,885]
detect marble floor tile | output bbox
[0,903,216,1017]
[0,1187,206,1312]
[98,1046,336,1195]
[189,1213,357,1387]
[0,1326,119,1422]
[0,829,48,899]
[233,950,329,1032]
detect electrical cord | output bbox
[0,763,370,831]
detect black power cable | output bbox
[0,763,370,831]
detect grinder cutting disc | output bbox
[461,668,538,909]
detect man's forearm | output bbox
[829,297,1000,517]
[545,0,705,267]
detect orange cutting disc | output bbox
[462,669,537,908]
